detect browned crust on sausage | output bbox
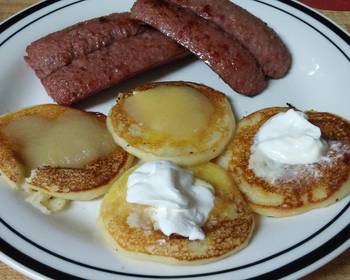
[169,0,291,78]
[41,29,189,105]
[25,13,145,79]
[131,0,266,96]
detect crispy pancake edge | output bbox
[98,217,254,265]
[0,104,135,200]
[224,107,350,217]
[107,81,235,166]
[99,162,255,264]
[0,104,68,188]
[26,150,135,200]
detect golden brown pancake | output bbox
[107,81,235,166]
[220,107,350,217]
[99,162,254,264]
[0,104,134,200]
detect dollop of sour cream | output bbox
[249,109,328,181]
[126,160,214,240]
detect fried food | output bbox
[107,81,235,166]
[219,107,350,216]
[99,162,255,264]
[0,104,134,200]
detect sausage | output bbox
[41,29,190,105]
[168,0,291,78]
[131,0,266,96]
[25,13,145,79]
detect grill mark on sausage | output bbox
[131,0,266,96]
[169,0,291,78]
[41,29,190,105]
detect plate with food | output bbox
[0,0,349,279]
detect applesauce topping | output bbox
[2,110,116,170]
[123,85,214,139]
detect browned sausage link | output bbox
[41,29,190,105]
[169,0,291,78]
[25,13,145,79]
[131,0,266,96]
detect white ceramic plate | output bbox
[0,0,349,279]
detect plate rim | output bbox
[1,203,349,279]
[0,0,349,279]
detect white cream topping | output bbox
[253,109,327,164]
[126,160,214,240]
[249,109,328,182]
